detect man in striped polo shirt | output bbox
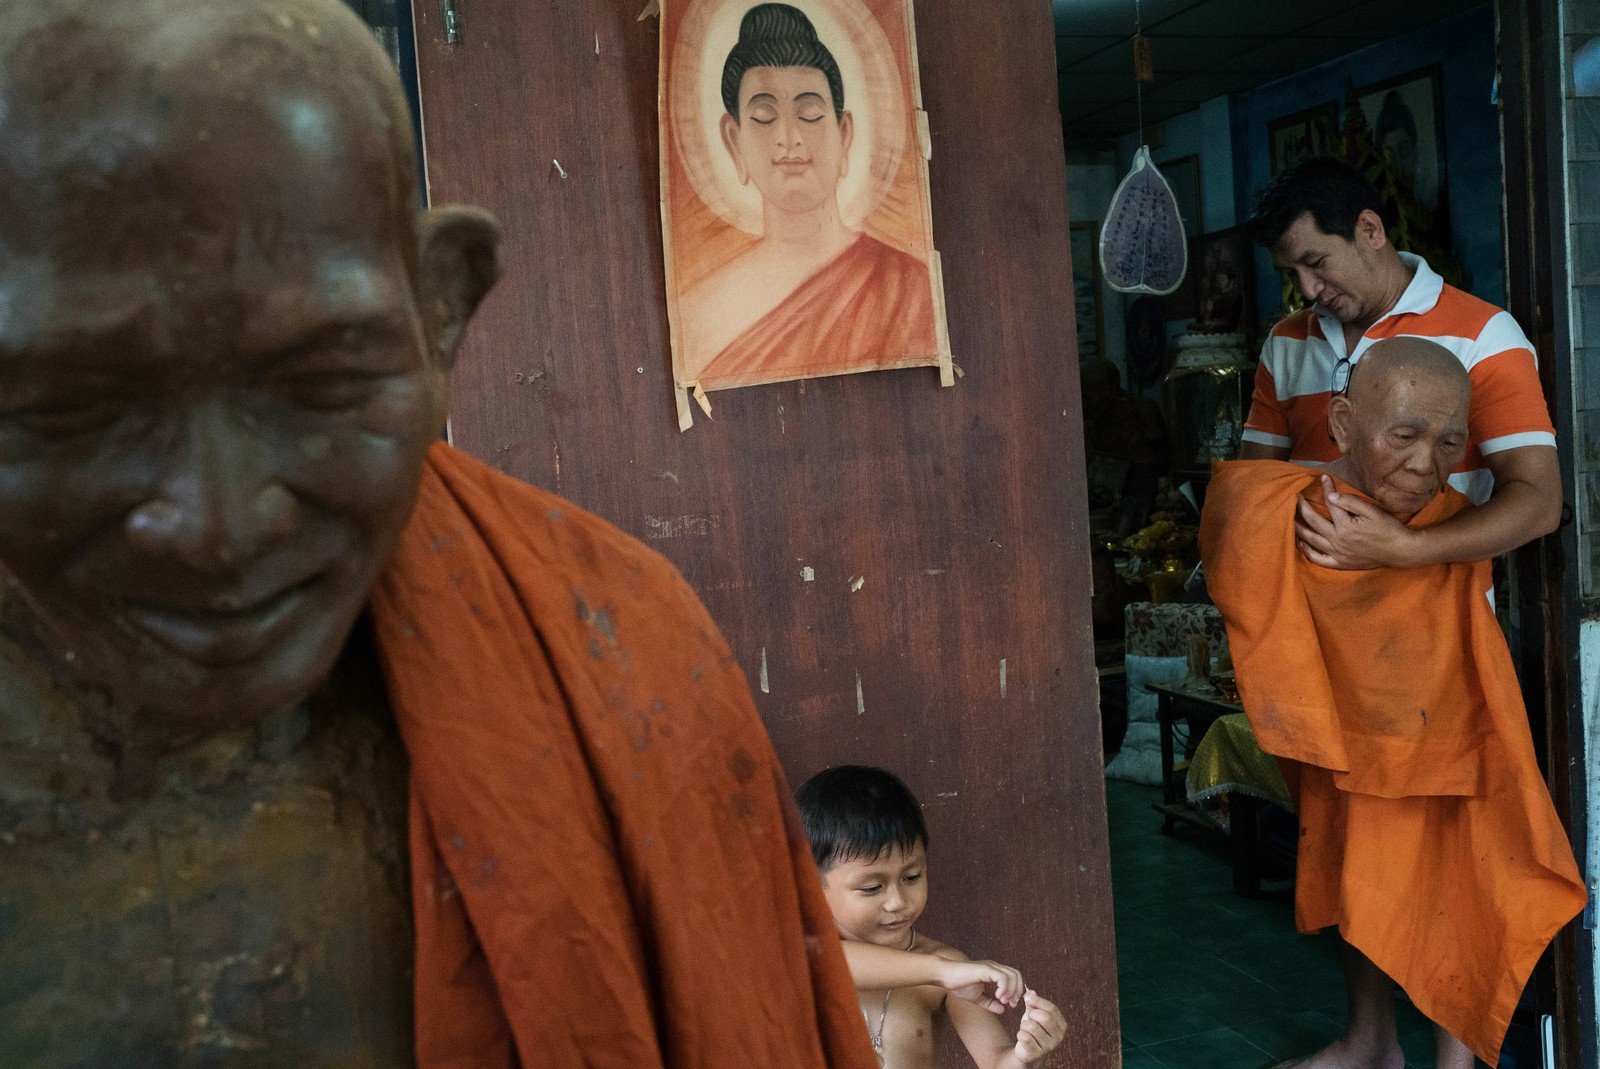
[1241,156,1561,569]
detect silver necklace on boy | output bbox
[866,930,917,1064]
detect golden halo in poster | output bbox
[660,0,953,429]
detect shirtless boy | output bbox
[796,765,1068,1068]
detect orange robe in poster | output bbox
[1200,460,1585,1066]
[368,442,877,1069]
[697,234,938,388]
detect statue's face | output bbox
[0,68,445,741]
[724,66,852,217]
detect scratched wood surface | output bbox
[409,1,1117,1063]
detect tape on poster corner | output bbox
[691,382,713,419]
[928,250,955,388]
[674,383,694,432]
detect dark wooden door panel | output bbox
[411,1,1117,1063]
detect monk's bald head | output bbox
[1345,337,1470,411]
[1329,338,1470,517]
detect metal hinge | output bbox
[441,0,461,45]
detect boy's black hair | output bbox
[1247,155,1388,249]
[794,764,927,871]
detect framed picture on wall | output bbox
[1189,226,1256,338]
[1268,101,1341,177]
[1157,154,1203,238]
[1069,222,1105,361]
[1357,64,1447,212]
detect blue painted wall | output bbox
[1231,3,1504,320]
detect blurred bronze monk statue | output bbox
[0,2,876,1066]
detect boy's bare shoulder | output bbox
[903,932,962,1010]
[913,932,964,961]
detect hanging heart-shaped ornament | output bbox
[1099,145,1189,296]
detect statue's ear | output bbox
[418,206,502,368]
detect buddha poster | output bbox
[660,0,953,428]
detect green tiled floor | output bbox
[1108,780,1444,1068]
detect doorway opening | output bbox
[1055,1,1583,1065]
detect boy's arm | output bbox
[839,942,1025,1013]
[945,948,1067,1069]
[937,944,1065,1069]
[948,982,1027,1069]
[839,941,947,990]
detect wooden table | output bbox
[1144,677,1244,834]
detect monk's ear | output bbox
[1328,395,1355,454]
[720,114,748,185]
[839,111,854,177]
[417,206,502,370]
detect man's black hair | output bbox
[1247,155,1387,249]
[794,765,927,871]
[721,3,845,121]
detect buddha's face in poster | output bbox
[720,65,855,218]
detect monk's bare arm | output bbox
[1296,445,1563,569]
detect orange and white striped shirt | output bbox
[1241,254,1555,504]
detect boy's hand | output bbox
[934,957,1025,1014]
[1011,990,1065,1066]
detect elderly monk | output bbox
[0,2,878,1067]
[1201,338,1585,1069]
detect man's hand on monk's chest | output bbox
[0,659,415,1068]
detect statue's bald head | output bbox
[1,0,418,237]
[1329,338,1470,517]
[0,0,500,748]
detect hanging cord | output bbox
[1134,0,1145,142]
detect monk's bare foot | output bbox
[1269,1037,1405,1069]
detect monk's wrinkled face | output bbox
[1329,364,1468,518]
[0,55,444,741]
[721,66,853,218]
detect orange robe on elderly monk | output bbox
[1200,460,1585,1066]
[697,234,938,389]
[366,441,877,1069]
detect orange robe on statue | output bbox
[1200,460,1585,1066]
[367,442,877,1069]
[697,234,938,389]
